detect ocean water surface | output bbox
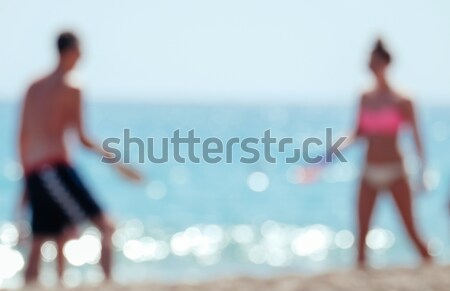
[0,101,449,287]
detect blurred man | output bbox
[18,32,115,284]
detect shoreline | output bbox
[16,264,450,291]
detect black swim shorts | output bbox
[25,163,103,236]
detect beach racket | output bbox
[114,163,145,183]
[293,165,326,185]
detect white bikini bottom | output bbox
[362,162,406,189]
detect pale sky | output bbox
[1,0,449,103]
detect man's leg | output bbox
[25,236,45,284]
[91,214,115,280]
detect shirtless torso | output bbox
[19,72,85,173]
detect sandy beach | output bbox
[17,264,449,291]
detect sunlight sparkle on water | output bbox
[366,228,395,250]
[0,223,19,247]
[247,171,270,192]
[334,230,355,249]
[0,245,24,280]
[291,225,333,257]
[41,241,58,262]
[63,235,101,266]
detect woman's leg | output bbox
[389,177,431,261]
[357,180,378,266]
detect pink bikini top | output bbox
[358,106,405,135]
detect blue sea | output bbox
[0,101,449,287]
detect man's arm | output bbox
[71,89,111,157]
[70,89,143,182]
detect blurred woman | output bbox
[353,39,431,266]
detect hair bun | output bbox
[372,37,391,63]
[375,38,385,49]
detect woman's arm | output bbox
[405,99,425,164]
[296,95,365,184]
[325,94,366,160]
[403,98,428,191]
[313,94,366,166]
